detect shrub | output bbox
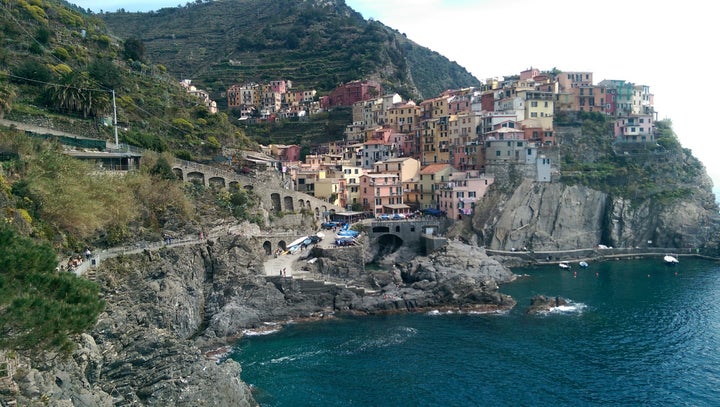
[0,226,104,354]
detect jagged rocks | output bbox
[526,295,568,315]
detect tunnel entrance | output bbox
[376,234,404,256]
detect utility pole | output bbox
[112,89,118,148]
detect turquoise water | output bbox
[231,259,720,406]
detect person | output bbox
[85,247,92,260]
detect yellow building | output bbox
[315,177,342,205]
[421,117,451,165]
[418,163,454,209]
[373,157,420,182]
[386,102,421,133]
[341,165,364,210]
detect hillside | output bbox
[98,0,481,102]
[0,0,255,162]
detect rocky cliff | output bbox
[471,179,720,252]
[5,234,515,405]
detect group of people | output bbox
[62,247,92,272]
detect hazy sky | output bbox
[71,0,720,197]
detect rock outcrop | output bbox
[526,295,568,315]
[472,179,720,251]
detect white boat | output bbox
[579,261,589,268]
[663,255,679,265]
[559,262,571,269]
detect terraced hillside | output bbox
[99,0,481,101]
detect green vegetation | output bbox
[99,0,479,100]
[559,114,705,204]
[240,108,351,149]
[1,0,256,162]
[0,225,104,354]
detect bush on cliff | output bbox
[0,226,104,355]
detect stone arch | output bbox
[228,181,240,191]
[283,196,294,212]
[209,176,226,188]
[278,240,287,251]
[263,241,272,256]
[314,207,320,219]
[321,205,328,215]
[270,193,281,212]
[298,199,305,209]
[172,168,183,180]
[305,200,311,209]
[377,234,403,255]
[186,171,205,185]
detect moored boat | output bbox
[579,261,589,268]
[663,255,679,265]
[559,262,571,269]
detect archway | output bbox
[263,241,272,256]
[186,171,205,185]
[271,193,281,212]
[376,234,404,256]
[278,240,287,251]
[284,196,294,212]
[172,168,183,180]
[209,176,226,188]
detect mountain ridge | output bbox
[97,0,481,102]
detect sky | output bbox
[72,0,720,199]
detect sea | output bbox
[230,258,720,406]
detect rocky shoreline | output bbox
[5,236,519,406]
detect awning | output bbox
[383,204,410,209]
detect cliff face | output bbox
[472,179,719,251]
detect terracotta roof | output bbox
[420,163,452,174]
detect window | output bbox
[531,112,538,117]
[496,150,501,157]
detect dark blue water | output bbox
[231,259,720,406]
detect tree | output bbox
[88,58,123,89]
[123,37,145,61]
[44,70,110,118]
[0,226,104,354]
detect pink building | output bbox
[614,114,654,142]
[359,173,408,216]
[436,171,494,220]
[270,144,301,162]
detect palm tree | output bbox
[45,71,110,118]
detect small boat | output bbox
[559,262,571,270]
[579,261,589,268]
[663,255,679,265]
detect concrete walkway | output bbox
[262,229,338,277]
